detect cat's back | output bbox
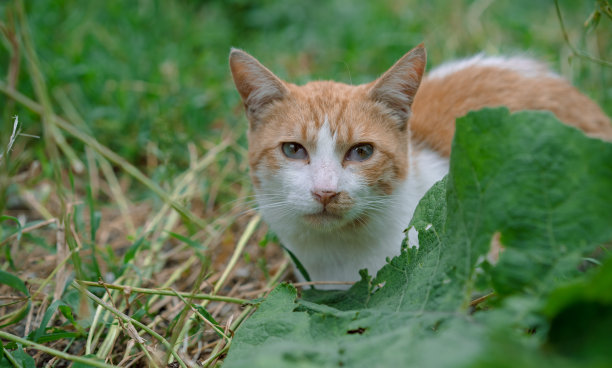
[410,55,612,156]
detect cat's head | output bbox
[230,45,426,230]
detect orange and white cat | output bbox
[229,44,612,286]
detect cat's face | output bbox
[230,46,426,230]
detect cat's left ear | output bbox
[368,44,426,128]
[229,48,288,120]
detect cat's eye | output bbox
[345,143,374,162]
[281,142,309,160]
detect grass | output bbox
[0,0,610,366]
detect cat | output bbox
[229,44,612,287]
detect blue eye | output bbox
[281,142,309,160]
[345,143,374,162]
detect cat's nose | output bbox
[312,190,339,206]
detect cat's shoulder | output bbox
[410,53,612,156]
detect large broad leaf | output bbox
[224,108,612,367]
[542,258,612,363]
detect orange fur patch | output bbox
[411,66,612,156]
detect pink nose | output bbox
[312,190,339,206]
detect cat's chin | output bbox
[302,211,361,230]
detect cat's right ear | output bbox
[368,44,427,129]
[229,48,288,119]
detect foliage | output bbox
[1,1,610,168]
[0,0,610,366]
[224,108,612,367]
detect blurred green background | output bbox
[1,0,610,178]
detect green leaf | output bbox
[6,345,35,368]
[0,270,29,297]
[224,108,612,367]
[32,300,83,342]
[543,257,612,362]
[166,231,207,262]
[122,236,147,265]
[281,244,312,283]
[0,215,22,240]
[31,330,80,344]
[194,305,223,337]
[86,184,101,243]
[0,215,21,270]
[449,109,612,296]
[545,257,612,317]
[0,269,30,329]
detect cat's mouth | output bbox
[303,210,345,226]
[301,193,358,228]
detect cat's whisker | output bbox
[234,208,260,218]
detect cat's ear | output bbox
[229,48,288,119]
[368,44,426,128]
